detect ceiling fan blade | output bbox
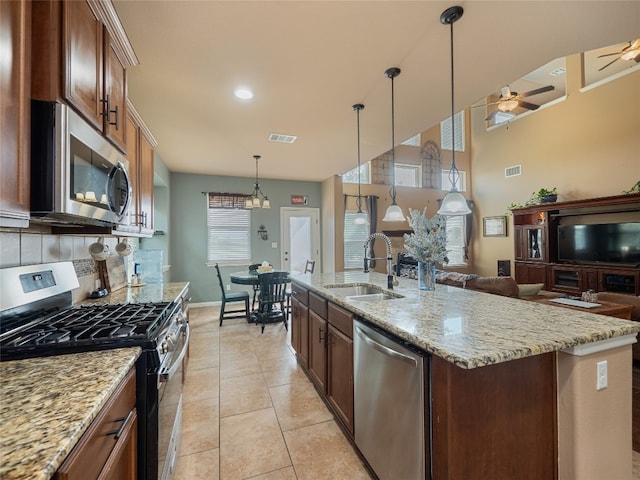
[597,51,623,59]
[518,100,540,111]
[519,85,555,98]
[598,57,620,71]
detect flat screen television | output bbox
[557,222,640,266]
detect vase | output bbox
[418,262,436,291]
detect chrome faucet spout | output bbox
[363,233,396,289]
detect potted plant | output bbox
[537,187,557,203]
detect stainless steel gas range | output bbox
[0,262,189,480]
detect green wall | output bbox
[169,172,322,303]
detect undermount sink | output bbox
[347,292,402,302]
[323,283,404,301]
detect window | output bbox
[440,111,465,152]
[396,164,421,187]
[401,133,421,147]
[445,215,467,266]
[344,211,369,269]
[342,163,370,184]
[441,169,467,192]
[206,193,251,266]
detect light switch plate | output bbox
[271,242,277,248]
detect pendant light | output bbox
[245,155,270,209]
[437,6,471,216]
[352,103,368,226]
[382,67,405,222]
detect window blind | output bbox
[344,211,369,269]
[440,111,465,152]
[445,215,467,266]
[206,193,251,265]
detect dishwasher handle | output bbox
[354,325,417,367]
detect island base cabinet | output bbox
[430,353,557,480]
[327,324,353,435]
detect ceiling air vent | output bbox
[269,133,297,144]
[505,165,522,178]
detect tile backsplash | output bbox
[0,226,139,303]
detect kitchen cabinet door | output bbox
[0,0,31,228]
[103,28,127,152]
[55,367,137,480]
[308,310,327,392]
[63,0,103,130]
[327,324,354,435]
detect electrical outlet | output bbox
[226,284,231,291]
[596,360,608,390]
[271,242,278,249]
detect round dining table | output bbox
[229,270,290,285]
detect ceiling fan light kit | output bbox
[382,67,406,223]
[438,6,471,217]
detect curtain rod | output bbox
[343,194,379,199]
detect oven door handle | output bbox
[159,323,190,383]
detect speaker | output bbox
[497,260,511,277]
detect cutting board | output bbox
[98,255,128,292]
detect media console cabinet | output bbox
[512,193,640,295]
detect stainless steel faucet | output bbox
[363,233,397,289]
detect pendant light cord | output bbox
[356,106,362,211]
[448,12,461,192]
[390,74,397,203]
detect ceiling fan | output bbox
[597,39,640,71]
[484,85,555,122]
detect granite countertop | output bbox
[291,272,640,369]
[79,281,189,306]
[0,348,141,480]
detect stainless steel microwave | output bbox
[30,100,132,226]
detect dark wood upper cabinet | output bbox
[0,0,31,228]
[32,0,136,154]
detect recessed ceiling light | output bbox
[234,87,254,99]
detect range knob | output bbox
[160,340,169,354]
[165,334,177,352]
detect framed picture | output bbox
[483,216,508,237]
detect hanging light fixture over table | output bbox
[245,155,270,209]
[382,67,405,222]
[352,103,368,226]
[437,6,471,216]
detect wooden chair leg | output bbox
[219,300,225,326]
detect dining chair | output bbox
[252,271,289,333]
[214,263,250,326]
[248,263,262,310]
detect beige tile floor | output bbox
[177,306,640,480]
[174,306,372,480]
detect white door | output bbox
[280,207,320,273]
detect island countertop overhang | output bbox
[290,271,639,369]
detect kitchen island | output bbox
[290,271,639,480]
[0,348,141,480]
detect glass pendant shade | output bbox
[437,191,471,215]
[383,203,405,222]
[252,197,261,208]
[262,197,271,209]
[245,198,253,209]
[351,103,369,226]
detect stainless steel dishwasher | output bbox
[353,319,425,480]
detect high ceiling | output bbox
[113,1,640,182]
